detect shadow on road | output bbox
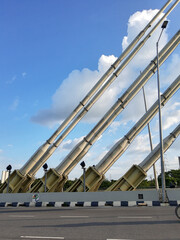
[24,219,180,228]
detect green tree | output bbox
[99,179,116,190]
[138,169,180,189]
[158,169,180,187]
[63,179,76,190]
[137,179,156,189]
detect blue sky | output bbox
[0,0,180,181]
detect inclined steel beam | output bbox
[1,1,178,194]
[29,31,180,193]
[107,123,180,191]
[96,77,180,175]
[26,1,180,178]
[67,75,180,192]
[63,31,180,175]
[20,0,176,177]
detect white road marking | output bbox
[59,215,89,218]
[9,215,34,218]
[118,216,152,219]
[20,236,64,239]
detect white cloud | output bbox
[7,144,13,147]
[150,101,180,133]
[161,54,180,86]
[108,121,123,134]
[122,10,168,68]
[104,132,180,181]
[31,9,171,128]
[5,72,27,85]
[31,54,125,126]
[59,137,84,151]
[6,75,17,84]
[22,72,27,77]
[163,102,180,130]
[121,53,180,126]
[10,97,19,111]
[29,8,180,181]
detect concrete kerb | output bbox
[0,200,179,208]
[0,189,179,207]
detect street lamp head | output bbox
[43,163,48,171]
[157,20,168,44]
[161,20,168,29]
[6,165,12,171]
[80,161,86,168]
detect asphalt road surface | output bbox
[0,206,179,240]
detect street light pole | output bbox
[6,165,12,193]
[156,20,168,203]
[80,161,86,192]
[43,163,48,192]
[142,86,159,190]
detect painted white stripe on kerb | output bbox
[20,236,64,239]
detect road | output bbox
[0,206,179,240]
